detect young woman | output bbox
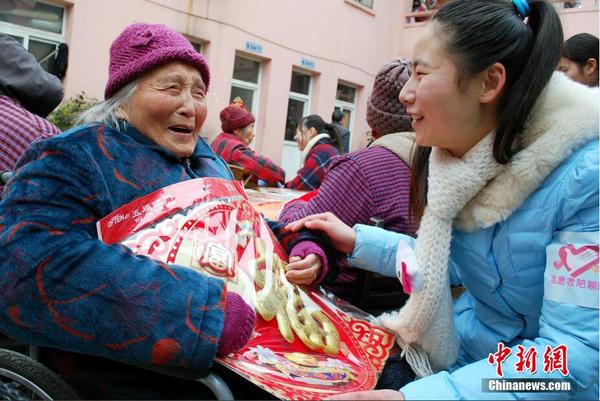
[285,114,342,190]
[289,0,598,399]
[557,33,599,87]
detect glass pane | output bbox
[233,56,260,83]
[285,98,306,141]
[230,86,254,113]
[191,41,202,53]
[28,39,57,72]
[7,34,24,45]
[336,84,356,103]
[561,0,582,8]
[354,0,373,8]
[290,71,310,95]
[0,1,64,34]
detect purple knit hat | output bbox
[104,23,210,99]
[366,58,412,135]
[220,105,255,133]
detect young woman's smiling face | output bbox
[120,61,207,158]
[294,124,314,151]
[399,23,492,157]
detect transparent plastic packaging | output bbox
[97,178,394,400]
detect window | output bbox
[185,36,203,54]
[230,55,261,117]
[284,71,311,141]
[335,82,357,152]
[353,0,374,8]
[0,1,66,75]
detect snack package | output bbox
[97,178,394,400]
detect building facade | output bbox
[1,0,598,178]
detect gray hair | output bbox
[77,79,139,131]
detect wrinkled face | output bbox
[557,57,596,86]
[399,23,487,157]
[235,123,255,146]
[119,61,207,158]
[293,125,314,151]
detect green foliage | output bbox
[48,92,98,131]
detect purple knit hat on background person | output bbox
[104,22,210,99]
[220,106,255,133]
[366,58,412,135]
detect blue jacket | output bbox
[0,122,233,373]
[349,75,599,399]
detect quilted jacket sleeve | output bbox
[0,140,226,374]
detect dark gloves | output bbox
[217,292,256,356]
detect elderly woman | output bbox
[0,23,256,398]
[212,105,286,185]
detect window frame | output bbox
[354,0,374,8]
[231,53,262,135]
[335,81,358,151]
[284,69,312,144]
[0,0,67,67]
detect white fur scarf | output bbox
[379,133,503,376]
[379,73,599,377]
[301,133,330,163]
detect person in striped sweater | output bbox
[279,59,415,300]
[0,34,63,178]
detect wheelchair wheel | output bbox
[0,349,78,400]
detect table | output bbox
[245,187,308,220]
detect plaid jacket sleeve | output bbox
[279,156,374,227]
[285,144,339,191]
[230,147,285,184]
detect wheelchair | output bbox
[0,335,77,400]
[0,171,235,400]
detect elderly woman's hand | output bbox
[286,254,323,285]
[286,240,328,286]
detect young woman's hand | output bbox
[285,254,322,285]
[326,390,405,400]
[285,212,356,254]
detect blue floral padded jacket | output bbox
[0,122,234,373]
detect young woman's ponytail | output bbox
[494,0,562,163]
[325,122,344,152]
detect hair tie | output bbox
[512,0,530,19]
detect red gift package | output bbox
[97,178,394,400]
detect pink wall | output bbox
[60,0,405,164]
[55,0,599,165]
[397,0,600,58]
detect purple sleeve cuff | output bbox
[218,292,256,356]
[289,240,329,286]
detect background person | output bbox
[290,0,598,399]
[229,95,247,109]
[285,114,342,191]
[0,34,63,176]
[331,108,351,153]
[280,58,415,301]
[0,22,256,399]
[212,105,286,185]
[557,32,599,86]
